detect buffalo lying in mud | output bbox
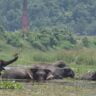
[80,71,96,81]
[1,60,75,82]
[1,67,53,82]
[52,67,75,79]
[0,54,18,73]
[32,61,74,79]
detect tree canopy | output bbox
[0,0,96,35]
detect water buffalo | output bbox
[1,66,53,82]
[80,71,96,81]
[52,67,75,79]
[32,64,75,79]
[1,67,33,82]
[30,67,53,82]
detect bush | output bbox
[82,37,90,47]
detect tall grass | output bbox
[31,48,96,65]
[0,47,96,74]
[1,47,96,65]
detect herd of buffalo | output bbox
[0,54,96,82]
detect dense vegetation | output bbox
[0,0,96,51]
[0,27,96,51]
[0,0,96,35]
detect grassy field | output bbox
[1,39,96,96]
[1,47,96,75]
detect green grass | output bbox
[0,81,23,89]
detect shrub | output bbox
[82,37,90,47]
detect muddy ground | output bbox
[0,79,96,96]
